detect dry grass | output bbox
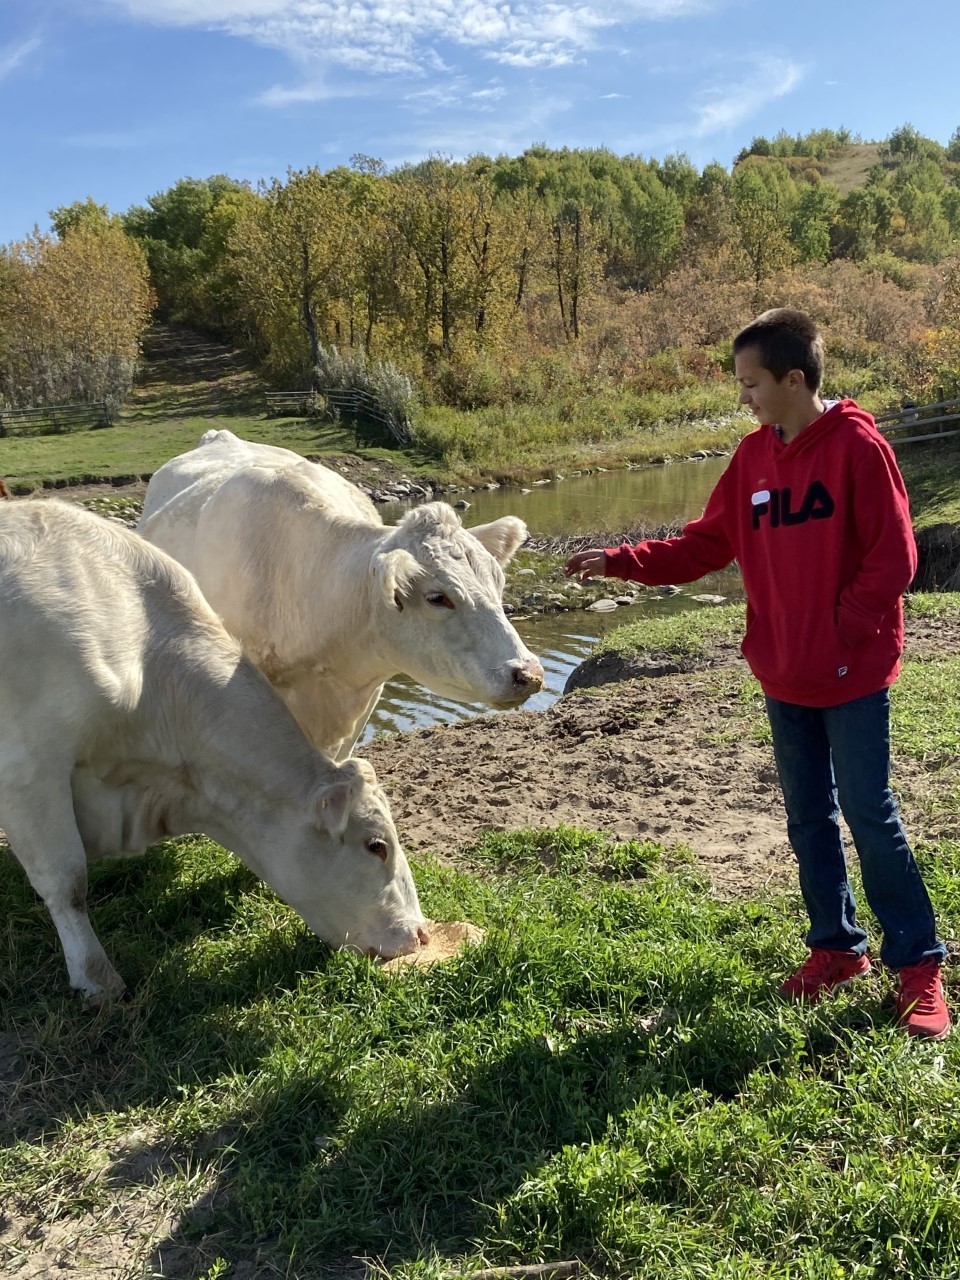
[820,142,884,195]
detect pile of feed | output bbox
[381,920,485,971]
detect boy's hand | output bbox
[564,549,606,580]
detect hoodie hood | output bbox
[769,398,878,460]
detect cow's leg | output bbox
[1,781,125,1003]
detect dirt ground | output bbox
[361,612,960,899]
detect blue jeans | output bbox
[765,688,945,971]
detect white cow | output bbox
[139,430,545,759]
[0,500,428,1003]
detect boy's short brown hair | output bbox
[733,308,824,392]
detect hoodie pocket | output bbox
[742,611,852,698]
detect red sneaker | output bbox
[896,960,951,1040]
[779,948,871,1003]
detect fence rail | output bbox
[265,386,412,445]
[0,401,111,438]
[875,396,960,446]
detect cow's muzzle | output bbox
[509,656,545,696]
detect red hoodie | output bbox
[604,399,917,707]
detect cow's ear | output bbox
[372,547,423,609]
[315,780,354,836]
[467,516,528,566]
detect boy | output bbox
[565,308,950,1039]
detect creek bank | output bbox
[361,610,960,901]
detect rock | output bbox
[563,651,688,693]
[691,593,727,605]
[454,499,471,510]
[514,567,536,576]
[520,488,532,495]
[658,584,681,596]
[587,598,619,612]
[614,596,636,607]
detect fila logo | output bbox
[751,481,835,530]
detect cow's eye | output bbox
[367,838,389,862]
[425,592,455,609]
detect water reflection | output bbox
[380,455,731,536]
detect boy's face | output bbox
[734,345,806,426]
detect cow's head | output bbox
[265,756,428,961]
[370,502,544,708]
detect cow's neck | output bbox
[243,519,396,681]
[144,645,321,824]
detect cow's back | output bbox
[141,430,380,543]
[0,505,154,765]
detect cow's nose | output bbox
[417,923,431,947]
[511,657,544,690]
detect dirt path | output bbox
[361,614,960,898]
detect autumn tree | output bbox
[0,223,153,408]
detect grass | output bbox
[819,143,884,196]
[5,600,960,1277]
[896,437,960,530]
[0,414,443,492]
[592,602,747,663]
[4,819,960,1278]
[414,385,747,482]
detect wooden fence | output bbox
[0,401,111,437]
[265,387,412,446]
[875,396,960,446]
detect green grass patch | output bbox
[5,813,960,1278]
[898,437,960,531]
[905,592,960,620]
[416,385,746,481]
[0,413,443,491]
[593,602,747,662]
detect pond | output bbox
[361,456,743,741]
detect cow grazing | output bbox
[139,430,545,759]
[0,500,427,1003]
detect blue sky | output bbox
[1,0,958,244]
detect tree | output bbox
[123,175,250,325]
[790,182,840,263]
[731,165,795,290]
[49,197,120,239]
[0,224,153,408]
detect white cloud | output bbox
[0,36,42,80]
[626,53,806,149]
[689,55,803,137]
[103,0,716,82]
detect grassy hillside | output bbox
[820,141,883,193]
